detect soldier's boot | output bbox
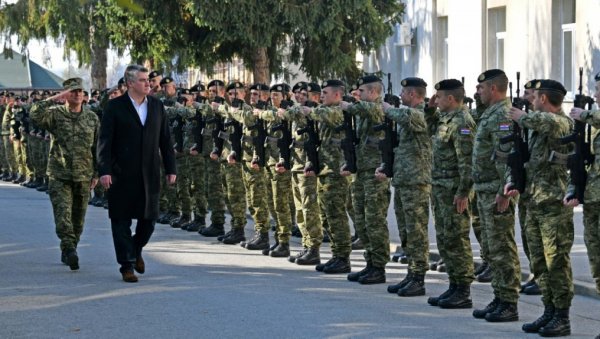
[93,197,106,207]
[473,298,500,319]
[436,262,447,273]
[262,235,278,255]
[187,219,205,232]
[102,199,109,209]
[538,308,570,337]
[32,177,44,188]
[388,272,414,294]
[391,250,407,263]
[60,250,68,265]
[218,229,233,241]
[430,258,443,271]
[66,249,79,271]
[427,283,456,305]
[524,281,542,295]
[269,242,290,258]
[322,231,330,243]
[222,228,246,245]
[474,260,488,276]
[522,305,555,333]
[36,178,48,191]
[438,284,472,309]
[347,263,373,282]
[322,257,351,274]
[244,232,270,250]
[88,196,98,206]
[291,225,302,238]
[476,264,493,283]
[351,237,363,250]
[484,301,518,322]
[156,212,169,224]
[0,171,8,180]
[358,267,386,285]
[200,223,225,237]
[13,174,25,184]
[21,177,33,187]
[397,274,425,296]
[289,247,308,264]
[520,278,535,293]
[171,214,191,229]
[295,247,320,265]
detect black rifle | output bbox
[462,77,474,110]
[372,117,398,178]
[247,99,269,167]
[189,107,205,155]
[297,114,320,174]
[269,100,294,170]
[206,96,226,157]
[499,72,529,193]
[219,97,245,161]
[559,67,595,203]
[335,96,358,173]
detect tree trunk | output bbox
[251,47,270,84]
[90,41,107,90]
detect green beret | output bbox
[524,79,540,89]
[250,83,270,91]
[357,75,382,86]
[63,77,84,91]
[305,82,321,93]
[322,79,345,89]
[477,69,506,83]
[595,72,600,82]
[535,79,567,96]
[434,79,463,91]
[292,81,307,92]
[401,77,427,88]
[160,77,174,86]
[149,71,161,79]
[208,80,225,88]
[270,83,290,93]
[226,81,244,91]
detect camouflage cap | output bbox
[63,77,84,91]
[434,79,463,91]
[524,79,540,89]
[535,79,567,96]
[477,69,505,83]
[401,77,427,88]
[322,79,345,89]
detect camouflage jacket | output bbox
[471,98,512,195]
[569,109,600,203]
[307,104,345,176]
[227,103,264,163]
[30,100,98,181]
[283,105,309,172]
[427,105,475,196]
[515,110,572,204]
[1,105,12,136]
[345,99,386,172]
[386,102,432,187]
[258,105,294,167]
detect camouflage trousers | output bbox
[265,167,277,225]
[292,172,305,234]
[2,136,17,174]
[205,158,225,224]
[318,174,350,257]
[267,168,293,243]
[27,136,45,179]
[0,136,6,173]
[293,172,322,249]
[352,170,391,268]
[13,139,26,176]
[222,162,246,230]
[346,179,356,233]
[393,186,408,252]
[396,183,431,275]
[525,200,574,308]
[432,184,474,284]
[476,190,520,304]
[583,201,600,294]
[162,161,180,214]
[242,163,269,233]
[176,156,193,215]
[470,194,488,262]
[517,198,531,269]
[48,178,90,251]
[188,155,208,222]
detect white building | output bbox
[364,0,600,102]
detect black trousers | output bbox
[110,218,155,272]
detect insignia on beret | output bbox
[226,81,244,91]
[535,81,541,89]
[277,86,282,91]
[160,77,174,86]
[322,81,328,87]
[250,83,269,91]
[477,69,505,83]
[149,71,161,79]
[435,79,462,91]
[524,80,536,89]
[434,83,440,90]
[180,88,191,95]
[358,79,364,85]
[293,81,307,92]
[401,80,407,86]
[306,86,312,92]
[478,74,485,82]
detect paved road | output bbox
[1,181,599,338]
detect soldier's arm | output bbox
[517,111,565,137]
[347,101,384,122]
[385,106,428,132]
[229,104,257,126]
[424,106,440,136]
[453,116,475,197]
[312,105,343,126]
[258,107,283,123]
[491,111,513,196]
[580,110,600,128]
[29,100,56,133]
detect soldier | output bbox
[340,75,391,285]
[505,80,574,336]
[8,95,28,184]
[471,69,521,322]
[381,77,432,296]
[29,78,99,271]
[0,91,8,180]
[424,79,475,307]
[149,71,162,96]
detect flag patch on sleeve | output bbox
[499,123,511,131]
[460,128,471,135]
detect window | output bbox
[557,0,576,95]
[435,16,448,81]
[487,7,506,69]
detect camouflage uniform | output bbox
[161,97,181,217]
[346,99,391,269]
[472,98,520,304]
[470,103,488,262]
[166,105,193,218]
[386,102,432,276]
[30,100,98,251]
[1,105,18,175]
[427,104,475,285]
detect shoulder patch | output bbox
[498,123,511,131]
[460,128,471,135]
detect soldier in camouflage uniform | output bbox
[0,92,8,179]
[2,93,21,182]
[424,79,475,308]
[471,69,521,323]
[340,75,391,285]
[30,78,99,271]
[381,77,432,296]
[505,80,574,336]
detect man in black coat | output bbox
[97,65,176,282]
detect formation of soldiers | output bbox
[2,67,600,338]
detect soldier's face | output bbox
[149,76,162,90]
[532,91,545,111]
[270,92,283,107]
[321,88,340,106]
[66,89,84,106]
[296,91,307,105]
[523,89,534,104]
[476,83,490,105]
[227,89,245,101]
[162,83,177,96]
[250,90,260,104]
[358,85,372,101]
[208,86,224,100]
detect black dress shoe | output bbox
[358,267,386,285]
[322,257,351,274]
[485,301,518,322]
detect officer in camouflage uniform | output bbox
[30,78,99,271]
[290,81,308,239]
[0,92,8,179]
[506,80,574,336]
[424,79,475,308]
[381,77,432,296]
[471,69,521,323]
[2,93,21,182]
[340,75,391,285]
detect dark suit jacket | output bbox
[97,93,176,220]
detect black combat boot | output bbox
[538,308,570,337]
[13,174,25,184]
[436,262,447,272]
[520,278,535,293]
[322,257,351,274]
[93,197,106,207]
[351,237,363,250]
[430,258,443,271]
[289,248,308,264]
[200,223,225,237]
[30,177,43,189]
[358,267,386,285]
[476,264,493,283]
[262,238,279,255]
[522,305,555,333]
[397,274,425,296]
[217,229,233,241]
[295,247,320,265]
[269,242,290,257]
[347,263,373,282]
[291,225,302,238]
[20,176,33,187]
[222,228,245,245]
[485,301,518,322]
[427,283,456,305]
[473,298,500,319]
[36,177,48,191]
[438,284,472,309]
[171,214,191,228]
[65,249,79,271]
[244,232,270,250]
[61,250,68,265]
[474,260,488,276]
[523,280,541,295]
[186,219,205,232]
[387,272,414,294]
